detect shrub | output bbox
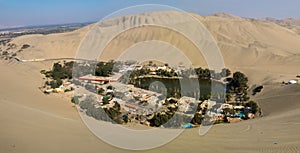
[49,79,62,88]
[102,96,110,105]
[245,101,258,114]
[107,85,113,90]
[191,113,203,124]
[71,96,80,104]
[97,88,105,95]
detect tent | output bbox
[182,123,193,129]
[288,80,297,84]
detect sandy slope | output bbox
[1,11,300,153]
[1,60,299,153]
[11,11,300,85]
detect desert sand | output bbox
[1,11,300,153]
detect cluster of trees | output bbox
[95,61,115,77]
[129,66,231,80]
[223,72,260,120]
[130,68,150,78]
[149,113,170,127]
[41,61,74,88]
[245,101,259,114]
[77,95,124,124]
[147,98,195,128]
[156,69,177,77]
[148,98,178,127]
[190,112,203,125]
[149,113,193,128]
[192,71,260,124]
[179,67,231,80]
[41,62,74,88]
[72,61,115,78]
[41,61,119,88]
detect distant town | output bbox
[39,60,263,128]
[0,22,93,38]
[1,34,299,128]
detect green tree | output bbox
[49,78,62,88]
[221,68,231,77]
[102,96,110,105]
[107,85,113,90]
[191,113,203,124]
[98,88,105,95]
[150,113,170,127]
[71,96,80,104]
[230,72,249,93]
[245,101,258,114]
[229,72,249,103]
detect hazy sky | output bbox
[1,0,300,27]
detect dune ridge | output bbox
[1,11,300,153]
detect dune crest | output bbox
[1,11,300,153]
[10,11,300,85]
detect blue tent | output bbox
[239,112,244,118]
[182,123,193,129]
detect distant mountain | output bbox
[205,12,242,20]
[9,11,300,85]
[249,17,300,34]
[258,17,300,26]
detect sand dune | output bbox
[1,11,300,153]
[1,60,299,153]
[11,11,300,85]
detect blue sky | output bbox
[1,0,300,27]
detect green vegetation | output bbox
[107,85,113,90]
[40,62,71,88]
[227,71,250,103]
[102,96,111,105]
[49,79,62,88]
[245,101,258,114]
[41,61,118,89]
[41,62,73,80]
[97,88,105,95]
[71,96,80,104]
[42,60,259,127]
[149,113,170,127]
[77,95,124,123]
[191,112,203,125]
[95,61,115,77]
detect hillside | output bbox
[255,17,300,34]
[9,11,300,86]
[1,11,300,153]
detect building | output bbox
[125,103,138,110]
[78,73,122,83]
[221,104,233,109]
